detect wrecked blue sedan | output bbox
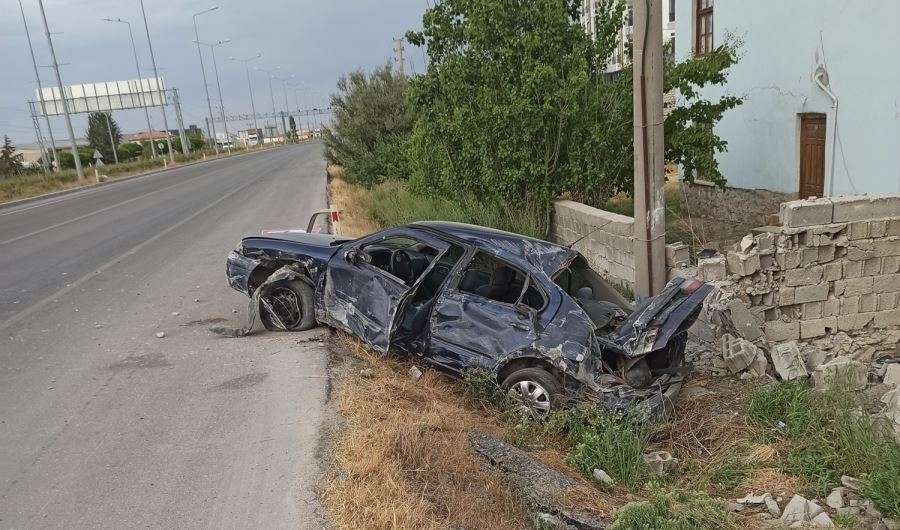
[223,221,712,418]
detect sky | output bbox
[1,0,427,147]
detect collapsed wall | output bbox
[688,194,900,376]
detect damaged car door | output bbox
[323,228,449,352]
[427,251,553,372]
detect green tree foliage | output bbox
[86,112,122,163]
[405,0,740,218]
[0,135,25,177]
[57,148,94,170]
[288,115,298,140]
[323,64,415,187]
[118,143,144,161]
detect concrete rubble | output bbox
[811,357,868,391]
[642,451,678,476]
[771,341,809,381]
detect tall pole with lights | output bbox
[192,6,219,153]
[139,0,175,161]
[230,54,261,145]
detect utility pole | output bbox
[257,67,280,143]
[139,0,175,162]
[102,18,158,159]
[36,0,82,179]
[632,0,666,297]
[20,0,58,171]
[394,37,405,78]
[230,54,261,146]
[28,102,49,171]
[172,88,189,154]
[192,7,220,154]
[104,112,119,164]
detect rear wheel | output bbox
[257,279,316,331]
[502,368,562,421]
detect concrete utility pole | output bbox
[394,37,405,78]
[257,67,280,142]
[632,0,666,297]
[104,112,119,164]
[172,88,189,154]
[230,54,261,145]
[196,39,230,151]
[36,0,82,179]
[192,6,220,154]
[20,0,58,171]
[102,18,158,159]
[139,0,175,162]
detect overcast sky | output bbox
[1,0,426,147]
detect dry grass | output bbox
[328,174,380,237]
[323,334,529,529]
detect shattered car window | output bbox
[458,251,531,306]
[360,236,439,286]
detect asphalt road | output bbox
[0,144,331,529]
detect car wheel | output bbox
[502,367,562,421]
[257,279,316,331]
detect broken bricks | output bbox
[770,341,809,381]
[720,334,766,377]
[811,357,868,391]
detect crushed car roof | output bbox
[412,221,577,278]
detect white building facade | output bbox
[582,0,676,73]
[674,0,900,206]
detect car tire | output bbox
[502,367,562,421]
[257,279,316,331]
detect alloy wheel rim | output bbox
[507,380,552,420]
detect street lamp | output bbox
[256,66,280,143]
[192,6,219,154]
[102,17,158,159]
[138,0,175,161]
[194,39,231,150]
[20,0,59,171]
[275,73,294,141]
[229,54,261,148]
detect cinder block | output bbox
[874,308,900,327]
[859,293,876,313]
[779,287,796,306]
[870,220,888,238]
[727,299,764,341]
[818,245,836,262]
[801,317,837,339]
[863,258,882,276]
[840,296,860,315]
[874,238,900,257]
[874,273,900,292]
[837,312,875,331]
[883,256,900,274]
[834,277,874,296]
[843,260,863,279]
[802,302,824,319]
[781,250,802,269]
[832,195,900,223]
[876,292,899,312]
[784,266,824,287]
[823,297,840,317]
[780,198,834,227]
[848,221,870,240]
[794,283,830,303]
[847,247,875,262]
[697,256,727,282]
[887,219,900,237]
[726,251,761,277]
[766,321,800,342]
[824,262,842,281]
[801,248,819,266]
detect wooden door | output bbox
[799,114,826,198]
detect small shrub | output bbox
[461,368,509,411]
[710,460,749,491]
[609,489,734,530]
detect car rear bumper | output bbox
[226,250,259,295]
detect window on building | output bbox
[669,0,675,22]
[627,5,633,26]
[695,0,713,56]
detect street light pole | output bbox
[139,0,175,162]
[20,0,59,171]
[276,74,294,142]
[229,54,261,147]
[192,6,219,154]
[36,0,83,179]
[196,39,231,151]
[256,67,280,142]
[102,17,157,159]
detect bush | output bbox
[609,489,734,530]
[57,148,94,170]
[118,143,144,161]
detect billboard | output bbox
[34,78,167,116]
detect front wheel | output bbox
[502,368,562,421]
[257,279,316,331]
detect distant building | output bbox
[125,130,172,143]
[673,0,900,222]
[582,0,676,73]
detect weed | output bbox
[832,512,859,529]
[462,368,510,411]
[609,489,734,530]
[709,460,749,491]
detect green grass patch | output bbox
[365,179,546,239]
[747,382,900,515]
[609,489,734,530]
[709,460,750,491]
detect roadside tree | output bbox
[86,112,122,163]
[0,135,25,177]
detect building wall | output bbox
[583,0,675,73]
[674,1,900,197]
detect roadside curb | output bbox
[0,145,287,212]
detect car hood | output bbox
[246,232,354,246]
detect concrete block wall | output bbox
[549,200,636,290]
[549,200,691,292]
[711,194,900,359]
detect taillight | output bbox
[681,279,701,294]
[331,210,340,223]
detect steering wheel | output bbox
[390,249,414,284]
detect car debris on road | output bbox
[216,217,712,419]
